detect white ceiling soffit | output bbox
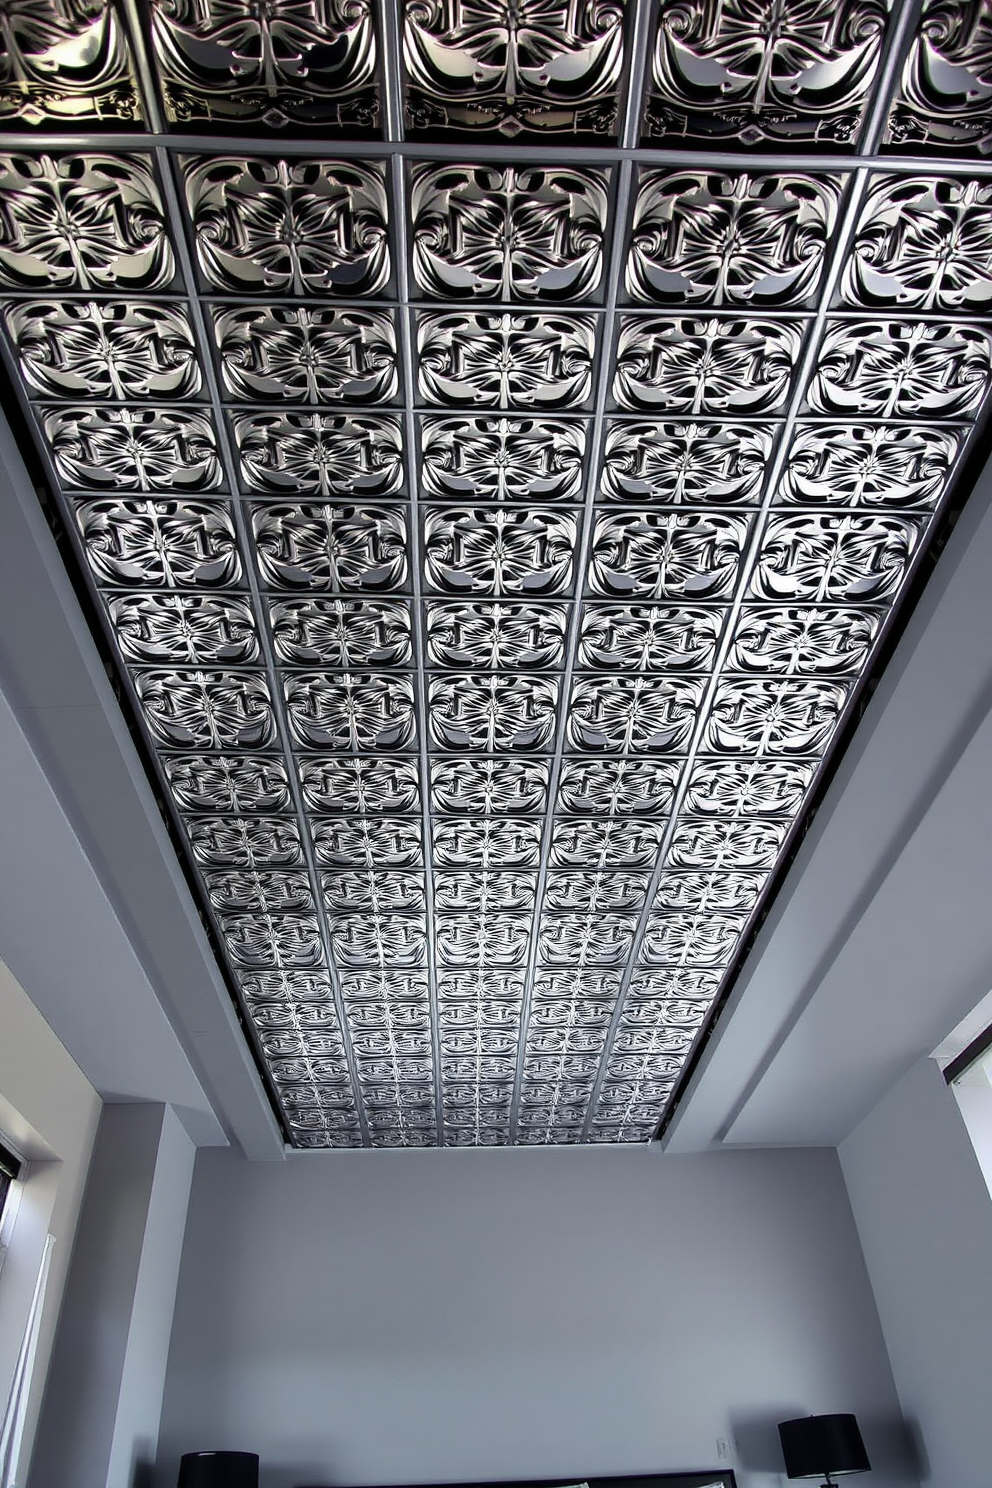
[1,0,992,1149]
[0,417,283,1157]
[665,455,992,1151]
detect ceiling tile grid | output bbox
[0,0,991,1147]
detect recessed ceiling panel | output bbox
[0,0,990,1147]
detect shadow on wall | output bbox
[155,1455,338,1488]
[730,1407,803,1477]
[262,1474,336,1488]
[729,1409,925,1485]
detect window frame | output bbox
[0,1139,22,1225]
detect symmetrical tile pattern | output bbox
[0,0,990,1147]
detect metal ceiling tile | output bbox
[150,0,380,132]
[0,152,175,290]
[410,163,611,301]
[886,0,992,153]
[2,0,990,1147]
[841,174,992,312]
[645,0,892,147]
[6,299,202,400]
[402,0,628,139]
[612,315,803,414]
[183,156,391,298]
[49,409,226,492]
[0,0,141,126]
[626,170,844,308]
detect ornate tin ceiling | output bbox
[1,0,991,1148]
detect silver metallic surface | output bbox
[0,0,988,1146]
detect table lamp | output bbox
[177,1451,259,1488]
[778,1414,870,1487]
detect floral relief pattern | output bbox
[74,499,241,589]
[613,316,801,414]
[252,503,408,594]
[430,758,549,815]
[428,673,560,751]
[299,757,421,815]
[587,512,749,601]
[235,413,404,500]
[411,163,609,300]
[269,597,413,666]
[0,0,140,125]
[185,156,389,296]
[134,671,277,750]
[578,605,722,672]
[164,756,292,815]
[646,0,891,145]
[48,409,224,492]
[627,170,841,308]
[842,176,992,311]
[0,154,173,292]
[214,305,399,405]
[423,507,578,597]
[808,321,992,419]
[886,0,992,153]
[600,421,772,505]
[420,416,586,502]
[4,0,984,1148]
[8,300,202,402]
[417,311,595,409]
[425,600,568,669]
[403,0,626,137]
[284,673,417,750]
[782,425,962,509]
[151,0,379,130]
[107,594,259,665]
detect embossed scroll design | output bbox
[47,410,224,492]
[418,311,595,408]
[2,15,989,1150]
[421,416,586,502]
[0,155,174,293]
[411,164,609,301]
[150,0,379,130]
[0,0,140,125]
[842,176,992,311]
[403,0,626,137]
[184,156,390,297]
[214,306,399,405]
[6,300,201,401]
[887,0,992,153]
[627,171,841,308]
[646,0,892,145]
[613,317,801,414]
[601,422,772,506]
[235,413,404,499]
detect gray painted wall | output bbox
[106,1105,196,1488]
[159,1145,914,1488]
[30,1103,195,1488]
[840,1058,992,1487]
[0,955,102,1481]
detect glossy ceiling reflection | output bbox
[1,0,991,1148]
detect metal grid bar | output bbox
[2,132,992,173]
[509,155,638,1143]
[579,164,874,1138]
[390,150,446,1144]
[155,145,372,1146]
[1,0,991,1147]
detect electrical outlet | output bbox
[716,1438,731,1461]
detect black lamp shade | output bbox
[778,1415,871,1478]
[178,1452,259,1488]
